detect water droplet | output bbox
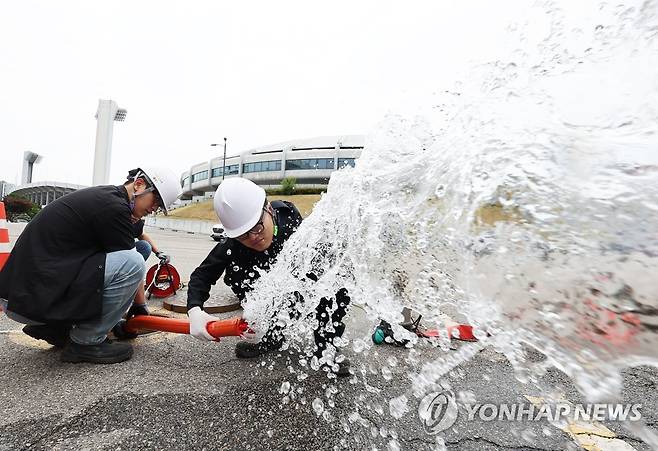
[514,368,530,384]
[389,395,408,419]
[387,438,401,451]
[458,390,477,404]
[312,398,324,416]
[353,338,366,353]
[325,385,338,398]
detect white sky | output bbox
[0,0,529,186]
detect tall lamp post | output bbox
[210,137,228,181]
[93,99,127,186]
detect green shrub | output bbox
[266,187,327,195]
[280,177,297,195]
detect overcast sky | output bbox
[0,0,530,186]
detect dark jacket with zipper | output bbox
[0,185,135,324]
[186,200,302,310]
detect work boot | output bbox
[321,357,351,378]
[61,339,133,364]
[235,339,281,359]
[22,324,70,348]
[334,358,351,378]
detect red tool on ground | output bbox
[423,324,478,341]
[372,316,480,346]
[144,254,181,299]
[119,315,249,339]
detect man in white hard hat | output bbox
[0,166,182,364]
[186,177,351,377]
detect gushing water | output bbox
[243,0,658,446]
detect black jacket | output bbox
[0,185,135,323]
[187,200,302,310]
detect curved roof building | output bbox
[181,135,363,199]
[9,181,87,207]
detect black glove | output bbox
[112,319,137,340]
[126,303,149,319]
[155,251,170,263]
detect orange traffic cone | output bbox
[0,201,9,272]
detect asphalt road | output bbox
[0,223,655,450]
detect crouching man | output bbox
[0,166,181,364]
[186,178,351,376]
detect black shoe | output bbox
[335,358,351,378]
[372,320,409,347]
[22,325,70,348]
[235,340,281,359]
[322,358,351,378]
[61,339,133,364]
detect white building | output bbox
[180,135,363,200]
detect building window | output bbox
[181,176,190,187]
[211,164,241,177]
[243,160,282,173]
[285,158,335,171]
[191,170,209,182]
[338,158,356,169]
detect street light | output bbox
[210,137,228,181]
[93,99,127,186]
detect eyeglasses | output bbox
[236,208,267,241]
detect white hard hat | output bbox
[214,178,266,238]
[136,166,182,214]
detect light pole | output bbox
[210,137,228,181]
[93,99,127,186]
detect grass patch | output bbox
[168,194,322,221]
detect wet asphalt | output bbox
[0,224,655,450]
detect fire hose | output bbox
[115,315,249,340]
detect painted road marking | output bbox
[525,395,637,451]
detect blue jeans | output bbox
[68,249,145,345]
[134,240,152,261]
[1,250,145,344]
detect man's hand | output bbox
[127,303,149,319]
[188,307,217,341]
[155,251,170,263]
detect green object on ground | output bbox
[372,327,386,344]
